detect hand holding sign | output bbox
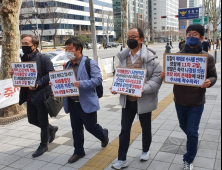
[11,62,38,87]
[49,69,79,97]
[163,54,208,87]
[111,67,147,97]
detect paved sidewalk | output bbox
[0,63,221,170]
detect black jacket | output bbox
[202,41,210,52]
[19,50,55,105]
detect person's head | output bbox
[21,34,39,54]
[167,43,169,45]
[181,39,183,42]
[65,38,83,61]
[205,37,208,40]
[127,28,144,50]
[186,24,205,46]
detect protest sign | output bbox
[49,69,79,97]
[11,62,38,87]
[163,53,208,87]
[0,79,20,109]
[111,67,147,97]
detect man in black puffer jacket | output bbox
[10,35,58,158]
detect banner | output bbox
[49,69,79,97]
[111,67,147,97]
[11,62,38,87]
[164,53,208,87]
[0,79,20,109]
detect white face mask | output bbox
[66,52,76,61]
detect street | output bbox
[83,42,221,67]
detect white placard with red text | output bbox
[11,62,38,87]
[0,79,20,109]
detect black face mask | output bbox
[22,45,34,54]
[127,39,139,49]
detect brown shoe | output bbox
[102,129,109,148]
[68,154,85,164]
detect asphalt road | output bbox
[83,42,221,66]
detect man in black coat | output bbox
[202,37,210,52]
[179,39,184,51]
[9,35,58,158]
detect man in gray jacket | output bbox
[111,28,163,170]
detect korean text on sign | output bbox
[111,67,147,97]
[11,62,38,87]
[164,54,208,87]
[49,69,79,97]
[0,79,20,109]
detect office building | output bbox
[20,0,114,43]
[150,0,179,42]
[112,0,149,40]
[179,0,190,38]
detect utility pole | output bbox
[202,0,205,25]
[89,0,98,63]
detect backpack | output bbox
[85,58,103,98]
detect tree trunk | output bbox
[0,0,26,118]
[121,0,128,48]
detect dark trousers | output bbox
[118,100,152,161]
[69,100,106,155]
[175,104,204,164]
[27,102,52,147]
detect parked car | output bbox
[42,51,68,71]
[88,43,102,49]
[107,42,119,48]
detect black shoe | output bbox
[49,126,58,143]
[102,129,109,148]
[32,146,48,158]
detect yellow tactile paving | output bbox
[80,92,174,170]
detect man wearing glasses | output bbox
[161,24,217,170]
[111,28,163,169]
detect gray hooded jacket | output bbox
[117,44,163,114]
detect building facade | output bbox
[112,0,149,41]
[20,0,114,44]
[150,0,179,42]
[179,0,190,39]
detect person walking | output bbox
[111,28,163,170]
[165,43,172,53]
[202,37,210,52]
[216,36,220,49]
[9,35,58,158]
[170,40,173,48]
[160,24,217,170]
[60,38,109,164]
[179,39,184,51]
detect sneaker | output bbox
[184,161,194,170]
[140,151,150,161]
[112,160,129,170]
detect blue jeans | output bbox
[175,104,204,164]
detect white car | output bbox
[42,51,68,71]
[88,43,102,49]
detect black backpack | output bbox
[85,58,103,98]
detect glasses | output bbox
[187,32,200,37]
[128,36,139,40]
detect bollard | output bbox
[214,49,217,64]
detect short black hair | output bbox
[22,34,39,47]
[65,38,83,54]
[130,27,145,39]
[205,37,208,39]
[167,43,169,45]
[186,24,205,37]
